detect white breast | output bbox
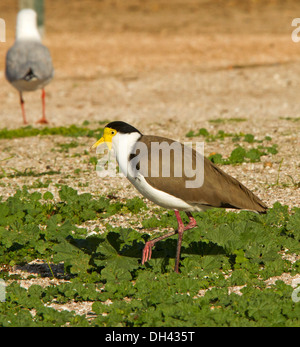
[129,173,195,210]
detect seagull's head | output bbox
[16,8,41,41]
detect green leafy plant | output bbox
[0,125,104,140]
[1,184,300,326]
[208,144,278,165]
[185,128,278,165]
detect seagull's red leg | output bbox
[19,92,27,124]
[36,88,49,124]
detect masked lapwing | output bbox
[92,121,267,273]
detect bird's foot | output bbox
[142,240,155,264]
[36,118,49,124]
[183,212,197,231]
[184,218,197,230]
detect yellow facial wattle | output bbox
[91,127,117,150]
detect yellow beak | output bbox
[91,137,112,150]
[91,128,114,150]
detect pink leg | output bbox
[19,92,28,125]
[142,230,177,265]
[174,211,197,273]
[36,88,49,124]
[184,212,197,230]
[174,210,185,273]
[142,210,198,273]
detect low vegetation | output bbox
[0,124,299,326]
[186,128,278,164]
[0,186,299,326]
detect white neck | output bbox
[112,132,141,178]
[16,9,41,41]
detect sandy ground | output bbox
[0,0,299,208]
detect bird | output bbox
[92,121,268,273]
[5,8,54,124]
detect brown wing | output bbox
[131,135,267,213]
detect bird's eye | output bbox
[111,131,116,135]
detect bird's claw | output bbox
[142,241,154,264]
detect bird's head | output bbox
[91,121,141,151]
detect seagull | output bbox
[5,8,54,124]
[92,121,268,273]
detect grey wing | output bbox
[6,41,54,82]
